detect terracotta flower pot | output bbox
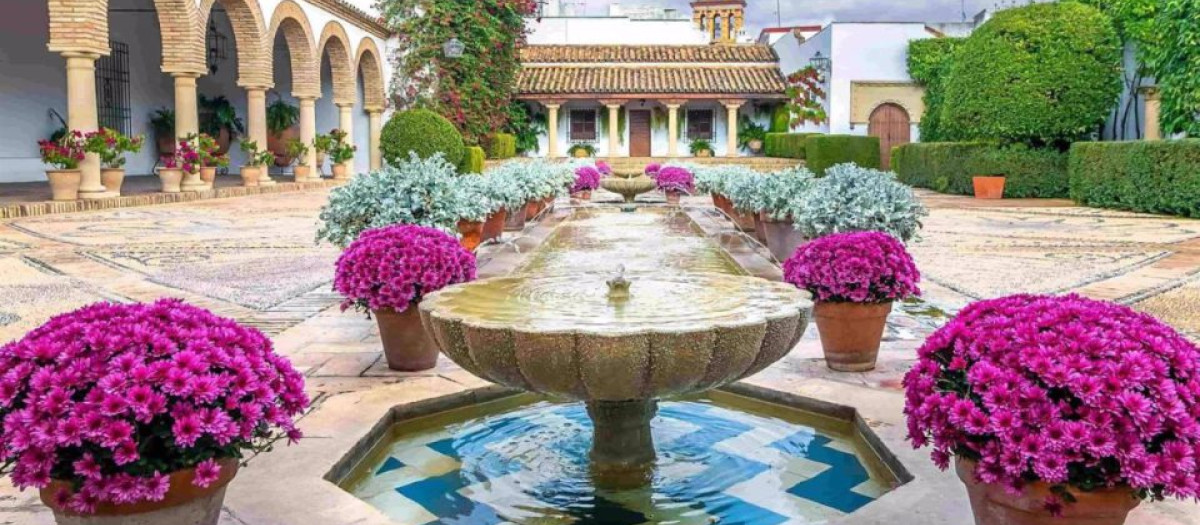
[524,200,541,221]
[731,209,757,233]
[198,167,217,187]
[748,139,764,153]
[956,459,1140,525]
[696,149,713,158]
[100,168,125,194]
[571,191,593,201]
[973,176,1006,200]
[457,219,484,252]
[813,301,892,372]
[268,128,298,167]
[374,307,439,371]
[573,150,590,158]
[293,165,312,183]
[482,208,507,241]
[180,170,206,192]
[331,164,349,180]
[665,191,682,206]
[760,213,808,262]
[751,212,768,244]
[240,167,260,187]
[40,459,238,525]
[505,206,528,231]
[543,195,556,213]
[46,169,82,201]
[158,168,183,193]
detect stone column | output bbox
[665,101,684,158]
[337,103,355,172]
[1143,87,1162,141]
[298,97,318,174]
[546,103,562,158]
[173,73,200,140]
[64,52,108,199]
[603,101,623,159]
[721,99,745,158]
[245,87,269,150]
[367,109,383,171]
[721,11,732,42]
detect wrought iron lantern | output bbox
[442,37,465,59]
[809,51,831,74]
[206,19,229,74]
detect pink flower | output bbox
[192,459,221,488]
[655,167,695,194]
[784,231,921,303]
[334,225,477,313]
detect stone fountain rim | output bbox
[419,271,814,336]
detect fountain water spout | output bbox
[606,264,632,301]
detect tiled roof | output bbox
[519,45,778,63]
[516,66,787,96]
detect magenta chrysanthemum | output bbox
[655,166,695,194]
[783,231,920,303]
[904,294,1200,511]
[644,163,662,177]
[572,166,602,194]
[0,300,308,514]
[333,224,477,313]
[595,160,612,175]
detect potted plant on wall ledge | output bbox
[196,133,227,189]
[158,138,200,194]
[568,143,596,158]
[785,231,921,371]
[84,128,144,195]
[267,98,300,167]
[37,132,86,201]
[334,224,476,371]
[286,139,312,182]
[327,129,355,180]
[238,139,274,187]
[690,139,714,158]
[904,294,1200,525]
[199,95,244,155]
[0,299,308,525]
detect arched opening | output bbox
[355,38,385,171]
[868,103,911,170]
[266,1,318,173]
[318,22,354,174]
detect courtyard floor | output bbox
[1,188,1198,524]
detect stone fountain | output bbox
[599,172,656,210]
[420,264,812,488]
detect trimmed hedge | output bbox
[460,146,485,174]
[1069,140,1200,217]
[380,109,466,167]
[893,142,1070,198]
[764,133,815,159]
[806,135,880,175]
[770,106,791,133]
[484,133,517,159]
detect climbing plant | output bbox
[379,0,537,145]
[907,38,964,142]
[784,67,827,127]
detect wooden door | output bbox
[868,103,911,169]
[629,110,652,157]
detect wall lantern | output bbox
[206,19,229,75]
[809,51,831,74]
[442,37,466,59]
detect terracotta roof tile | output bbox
[519,45,778,63]
[516,66,787,96]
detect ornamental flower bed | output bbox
[0,300,307,518]
[572,165,602,195]
[784,231,920,372]
[333,224,477,371]
[903,294,1200,522]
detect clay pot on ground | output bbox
[751,212,768,244]
[973,176,1006,200]
[505,206,528,231]
[330,164,349,180]
[240,167,261,187]
[457,219,484,252]
[524,200,541,221]
[267,127,298,167]
[374,307,439,371]
[813,301,891,372]
[483,208,507,241]
[665,191,682,206]
[747,139,764,154]
[180,171,206,192]
[100,168,124,195]
[46,169,81,201]
[730,208,757,233]
[759,213,808,262]
[293,165,312,183]
[40,459,238,525]
[157,167,183,193]
[198,167,217,188]
[956,459,1139,525]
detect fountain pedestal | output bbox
[587,399,658,489]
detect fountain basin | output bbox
[600,174,656,204]
[419,272,812,402]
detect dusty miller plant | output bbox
[792,163,928,242]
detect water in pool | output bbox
[342,392,898,525]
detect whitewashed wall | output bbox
[528,17,708,45]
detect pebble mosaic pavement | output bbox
[1,188,1199,524]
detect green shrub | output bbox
[764,133,814,159]
[893,142,1070,198]
[380,109,465,167]
[1069,140,1200,217]
[484,133,517,159]
[907,37,964,142]
[770,106,791,133]
[940,2,1122,147]
[806,135,880,175]
[460,146,485,174]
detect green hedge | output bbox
[459,146,485,174]
[806,135,880,175]
[893,142,1070,198]
[770,106,791,133]
[380,109,466,167]
[764,133,814,159]
[484,133,517,159]
[1069,140,1200,217]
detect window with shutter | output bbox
[686,110,714,140]
[570,110,597,141]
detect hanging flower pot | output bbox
[45,169,82,201]
[759,213,807,262]
[40,459,240,525]
[483,208,508,241]
[784,232,921,372]
[158,167,184,193]
[100,168,125,194]
[972,175,1005,199]
[457,219,484,252]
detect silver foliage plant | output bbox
[792,163,928,242]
